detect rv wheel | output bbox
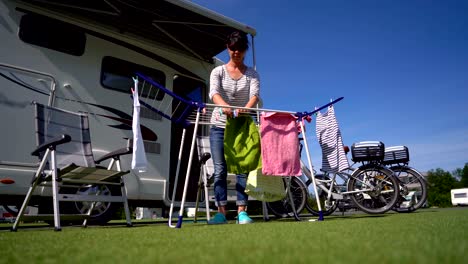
[39,184,121,225]
[66,184,120,225]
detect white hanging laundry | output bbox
[131,77,148,172]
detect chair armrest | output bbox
[31,134,71,156]
[95,147,133,164]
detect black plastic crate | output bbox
[351,141,385,162]
[382,146,409,165]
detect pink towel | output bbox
[260,112,301,176]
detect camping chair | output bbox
[193,136,213,222]
[12,103,132,231]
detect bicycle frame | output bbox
[300,160,353,209]
[301,160,398,211]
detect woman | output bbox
[208,31,260,225]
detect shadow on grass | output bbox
[256,211,397,223]
[5,209,442,231]
[3,208,463,234]
[0,222,50,232]
[0,219,171,232]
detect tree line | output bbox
[427,163,468,207]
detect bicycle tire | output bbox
[304,174,339,216]
[347,165,399,214]
[266,177,307,218]
[390,165,427,212]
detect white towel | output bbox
[131,77,147,172]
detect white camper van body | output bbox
[0,0,256,221]
[451,188,468,206]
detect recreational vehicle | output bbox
[451,188,468,206]
[0,0,257,224]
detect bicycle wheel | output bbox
[347,165,399,214]
[304,174,339,216]
[266,177,307,218]
[390,166,427,212]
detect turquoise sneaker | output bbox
[207,212,228,225]
[237,211,253,224]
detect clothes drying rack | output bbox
[133,72,343,228]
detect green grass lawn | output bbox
[1,208,467,264]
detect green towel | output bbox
[245,168,286,202]
[224,115,262,174]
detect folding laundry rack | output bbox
[133,72,343,228]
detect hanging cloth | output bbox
[131,77,148,172]
[224,115,262,174]
[315,106,349,173]
[245,168,286,202]
[260,112,301,176]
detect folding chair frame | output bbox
[11,104,133,232]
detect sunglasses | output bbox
[227,44,247,52]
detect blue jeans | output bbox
[210,126,248,207]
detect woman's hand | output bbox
[212,94,233,117]
[222,107,234,117]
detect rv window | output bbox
[173,75,206,103]
[172,74,206,121]
[19,14,86,56]
[101,57,166,101]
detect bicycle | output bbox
[301,162,355,216]
[305,144,427,216]
[381,146,427,213]
[267,141,401,217]
[303,141,400,216]
[265,176,308,219]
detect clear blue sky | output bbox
[193,0,468,173]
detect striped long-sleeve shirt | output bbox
[209,65,260,127]
[316,106,349,173]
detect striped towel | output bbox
[316,106,349,173]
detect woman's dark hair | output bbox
[226,31,249,51]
